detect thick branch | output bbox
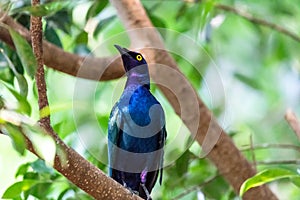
[0,123,141,200]
[49,130,142,200]
[0,10,124,81]
[215,4,300,43]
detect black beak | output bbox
[114,45,130,55]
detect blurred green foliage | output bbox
[0,0,300,199]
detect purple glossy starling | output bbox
[108,45,167,200]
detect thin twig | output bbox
[255,160,300,165]
[240,143,300,152]
[215,4,300,43]
[0,11,123,81]
[250,134,257,171]
[30,0,55,138]
[285,109,300,140]
[171,175,219,200]
[31,0,46,110]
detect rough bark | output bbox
[0,1,278,199]
[31,0,51,130]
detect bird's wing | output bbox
[159,125,167,184]
[142,123,167,195]
[108,104,122,178]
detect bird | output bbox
[108,45,167,200]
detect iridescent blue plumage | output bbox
[108,45,166,199]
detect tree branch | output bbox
[240,143,300,152]
[31,0,52,132]
[0,10,124,81]
[215,3,300,43]
[0,110,142,200]
[285,109,300,140]
[255,160,300,165]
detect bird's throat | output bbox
[126,72,150,89]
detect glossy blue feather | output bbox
[108,45,166,199]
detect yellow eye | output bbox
[136,54,142,61]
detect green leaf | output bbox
[0,81,31,115]
[15,163,30,178]
[234,73,261,90]
[46,10,71,34]
[24,125,56,166]
[199,1,214,30]
[0,1,11,12]
[4,123,26,155]
[149,14,166,28]
[291,176,300,188]
[9,29,37,78]
[144,4,166,29]
[93,15,116,37]
[0,66,14,84]
[44,24,62,47]
[23,172,39,180]
[0,49,28,97]
[2,180,38,199]
[25,182,52,199]
[10,1,71,17]
[58,188,72,200]
[10,49,25,74]
[176,3,188,21]
[15,73,29,97]
[73,193,94,200]
[175,150,192,176]
[31,159,55,175]
[75,31,88,45]
[86,0,108,20]
[240,168,298,197]
[0,95,4,109]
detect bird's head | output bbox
[114,45,148,75]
